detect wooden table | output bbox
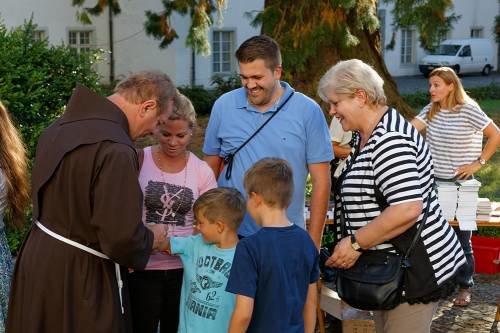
[448,216,500,227]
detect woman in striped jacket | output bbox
[318,59,466,333]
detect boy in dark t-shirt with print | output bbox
[226,158,319,333]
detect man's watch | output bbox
[478,157,487,166]
[350,234,363,252]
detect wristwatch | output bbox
[477,157,487,166]
[350,234,363,252]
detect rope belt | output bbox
[35,220,124,314]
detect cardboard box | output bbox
[342,319,376,333]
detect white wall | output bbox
[379,0,499,77]
[173,1,264,86]
[449,0,498,69]
[1,0,109,78]
[1,0,263,86]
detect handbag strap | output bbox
[337,132,432,258]
[223,91,295,180]
[403,191,431,260]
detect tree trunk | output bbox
[261,0,413,118]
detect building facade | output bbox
[1,0,263,85]
[2,0,498,83]
[378,0,499,76]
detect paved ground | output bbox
[431,274,499,333]
[393,71,500,94]
[323,273,499,333]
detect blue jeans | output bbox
[453,227,474,288]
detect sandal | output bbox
[453,288,472,307]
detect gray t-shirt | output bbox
[416,102,491,179]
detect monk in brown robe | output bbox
[7,71,176,333]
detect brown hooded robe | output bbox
[7,86,153,333]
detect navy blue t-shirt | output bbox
[226,224,319,333]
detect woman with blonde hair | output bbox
[129,93,217,333]
[0,101,29,333]
[411,67,500,306]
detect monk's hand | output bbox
[148,223,168,252]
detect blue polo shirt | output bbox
[203,82,333,236]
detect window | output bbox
[459,45,471,57]
[470,28,483,38]
[34,30,47,42]
[212,31,234,74]
[68,30,92,54]
[400,28,414,64]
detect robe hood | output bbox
[31,85,136,219]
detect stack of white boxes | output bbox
[455,179,482,229]
[476,197,492,221]
[436,179,482,230]
[436,181,459,221]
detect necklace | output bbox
[154,148,189,236]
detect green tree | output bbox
[143,0,227,56]
[71,0,457,116]
[72,0,121,82]
[253,0,458,116]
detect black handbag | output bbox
[334,133,431,311]
[336,191,430,311]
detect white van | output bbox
[419,38,494,76]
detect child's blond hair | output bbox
[193,187,245,230]
[244,158,293,209]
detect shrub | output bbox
[403,84,500,110]
[179,74,242,115]
[0,20,104,254]
[0,20,104,160]
[211,73,241,96]
[178,85,216,115]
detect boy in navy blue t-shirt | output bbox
[226,158,319,333]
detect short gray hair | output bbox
[114,70,176,114]
[317,59,386,105]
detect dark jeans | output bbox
[128,268,183,333]
[453,227,474,288]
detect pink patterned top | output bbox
[139,147,217,270]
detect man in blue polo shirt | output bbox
[203,35,333,248]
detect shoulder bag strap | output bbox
[403,191,432,260]
[337,134,360,237]
[223,92,294,180]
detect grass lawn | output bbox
[478,99,500,123]
[473,99,499,201]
